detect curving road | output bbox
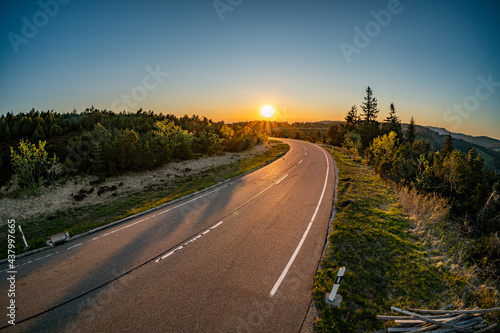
[0,139,336,332]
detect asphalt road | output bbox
[0,139,336,332]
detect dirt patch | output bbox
[0,144,270,224]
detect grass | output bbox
[0,142,289,259]
[313,147,499,332]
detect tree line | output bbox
[326,87,500,235]
[1,107,266,192]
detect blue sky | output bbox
[1,0,499,139]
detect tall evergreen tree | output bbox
[406,116,416,144]
[442,133,454,155]
[383,103,402,138]
[361,86,379,123]
[359,86,381,150]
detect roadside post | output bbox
[18,225,29,249]
[325,267,345,307]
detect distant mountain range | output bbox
[410,125,500,171]
[425,126,500,151]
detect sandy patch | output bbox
[0,144,270,224]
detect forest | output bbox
[0,107,266,194]
[326,87,500,277]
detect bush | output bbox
[10,139,57,194]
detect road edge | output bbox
[299,144,340,333]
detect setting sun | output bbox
[260,105,275,118]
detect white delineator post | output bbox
[328,267,346,303]
[18,225,29,249]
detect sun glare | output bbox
[260,105,275,118]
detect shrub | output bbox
[10,139,57,194]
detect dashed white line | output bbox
[298,159,303,165]
[156,221,224,263]
[211,221,223,229]
[36,253,55,261]
[276,174,288,185]
[0,251,59,272]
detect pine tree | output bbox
[442,133,454,155]
[406,116,416,144]
[384,103,402,138]
[361,86,379,123]
[345,105,359,123]
[359,87,381,150]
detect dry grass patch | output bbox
[396,185,499,311]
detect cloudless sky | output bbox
[1,0,499,139]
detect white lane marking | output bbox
[305,152,307,156]
[172,186,225,211]
[157,208,172,215]
[211,221,224,229]
[270,147,330,296]
[276,174,288,185]
[35,253,55,261]
[298,159,303,165]
[91,217,152,241]
[156,221,224,263]
[67,243,82,250]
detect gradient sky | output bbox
[1,0,499,139]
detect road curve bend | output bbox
[0,139,336,333]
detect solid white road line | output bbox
[270,146,330,296]
[67,243,82,250]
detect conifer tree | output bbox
[361,86,379,123]
[383,103,402,139]
[442,133,454,155]
[345,105,359,123]
[406,116,416,144]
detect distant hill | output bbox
[425,126,500,149]
[405,125,500,171]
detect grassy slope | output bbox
[0,142,289,259]
[313,148,497,332]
